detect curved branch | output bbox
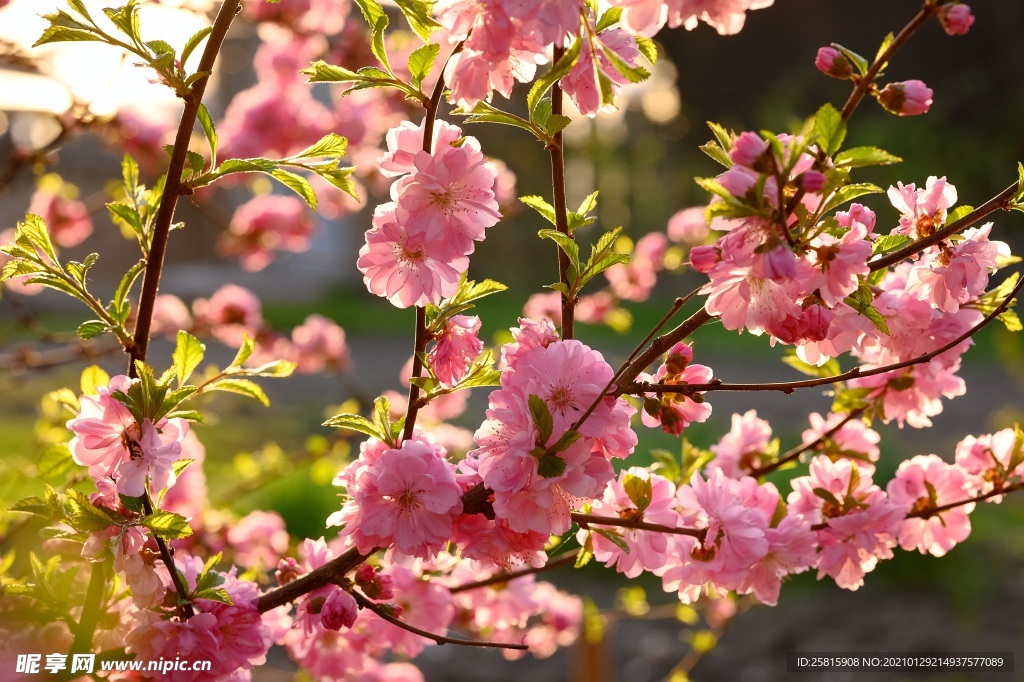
[448,550,580,594]
[627,272,1023,396]
[840,4,937,121]
[351,589,528,650]
[749,408,865,478]
[572,512,707,539]
[614,308,714,391]
[869,181,1019,272]
[257,547,372,614]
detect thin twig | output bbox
[549,45,576,340]
[839,4,937,121]
[628,272,1023,396]
[351,589,529,650]
[448,550,580,594]
[572,512,707,539]
[748,408,865,478]
[613,307,714,391]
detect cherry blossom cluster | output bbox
[358,120,500,308]
[153,285,351,376]
[609,0,775,37]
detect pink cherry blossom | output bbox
[192,284,264,347]
[561,25,642,116]
[801,412,880,473]
[226,510,290,568]
[330,438,462,558]
[379,118,464,177]
[320,589,359,631]
[954,428,1024,502]
[887,454,973,556]
[808,219,872,307]
[27,188,92,248]
[605,232,668,302]
[580,468,680,577]
[357,203,467,308]
[905,223,1009,313]
[710,410,774,478]
[610,0,775,37]
[729,131,769,168]
[501,316,559,370]
[939,3,974,35]
[428,314,483,387]
[290,314,350,374]
[877,79,933,116]
[640,343,714,435]
[815,46,853,79]
[150,294,193,338]
[219,194,316,271]
[667,206,711,244]
[788,457,903,590]
[887,176,958,238]
[357,562,454,658]
[126,555,272,682]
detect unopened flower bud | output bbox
[800,169,827,193]
[689,245,721,273]
[815,47,853,79]
[320,589,358,631]
[877,80,933,116]
[939,4,974,36]
[729,131,769,169]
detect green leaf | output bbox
[819,182,883,215]
[66,253,98,284]
[594,528,631,553]
[180,26,212,67]
[813,103,846,156]
[700,141,733,168]
[874,31,894,68]
[26,273,82,299]
[323,413,386,441]
[230,334,255,369]
[34,23,103,47]
[103,2,142,43]
[205,378,269,406]
[635,35,658,65]
[520,195,557,225]
[238,360,296,377]
[528,394,554,445]
[289,133,348,160]
[392,0,440,40]
[107,202,144,238]
[595,6,621,32]
[171,331,205,386]
[141,510,193,540]
[407,43,440,89]
[353,0,391,73]
[311,165,360,200]
[448,277,508,307]
[622,472,653,513]
[111,260,145,324]
[269,169,318,210]
[545,114,573,137]
[871,234,911,256]
[1015,162,1024,204]
[76,320,108,340]
[575,536,594,568]
[597,34,649,84]
[18,214,58,264]
[649,448,681,484]
[193,587,233,605]
[537,453,566,478]
[80,365,110,395]
[194,553,224,593]
[196,103,218,169]
[528,36,582,118]
[458,100,540,137]
[834,146,902,168]
[830,43,869,76]
[38,444,76,479]
[119,494,146,515]
[945,204,974,225]
[538,228,580,271]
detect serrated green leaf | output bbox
[407,43,440,89]
[874,31,894,67]
[193,587,233,604]
[111,260,145,324]
[597,35,649,84]
[173,459,193,477]
[635,35,658,65]
[66,253,98,284]
[172,331,205,386]
[34,24,103,47]
[392,0,440,40]
[290,134,348,160]
[813,103,846,156]
[945,204,974,225]
[323,412,386,441]
[238,360,296,377]
[119,495,146,514]
[537,453,566,478]
[269,169,317,210]
[594,527,631,553]
[80,365,110,396]
[141,510,193,540]
[18,214,58,264]
[700,141,733,168]
[834,146,902,168]
[528,36,583,118]
[26,273,81,299]
[76,319,108,341]
[520,195,557,225]
[871,233,911,256]
[107,202,144,238]
[196,103,217,169]
[545,114,573,137]
[459,101,540,136]
[180,25,212,67]
[230,334,255,369]
[205,378,269,406]
[595,6,622,32]
[303,60,366,84]
[538,228,580,271]
[353,0,391,73]
[10,496,53,518]
[820,182,883,215]
[312,165,360,200]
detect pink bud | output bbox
[939,4,974,36]
[689,245,720,273]
[877,80,933,116]
[815,47,853,79]
[729,131,769,168]
[665,342,693,375]
[320,589,358,631]
[800,170,827,193]
[275,557,302,585]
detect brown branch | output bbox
[627,271,1023,397]
[351,589,528,650]
[839,4,937,121]
[258,547,372,614]
[0,338,119,372]
[142,491,194,619]
[128,0,241,373]
[572,512,707,539]
[869,181,1019,272]
[908,481,1024,519]
[748,408,865,478]
[448,550,580,594]
[549,45,575,340]
[614,307,714,391]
